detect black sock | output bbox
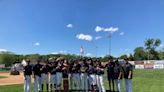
[46,84,49,91]
[42,84,44,91]
[54,84,56,90]
[50,84,52,91]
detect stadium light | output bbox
[108,32,112,57]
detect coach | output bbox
[123,58,133,92]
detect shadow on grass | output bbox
[42,90,118,92]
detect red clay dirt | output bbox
[0,72,25,86]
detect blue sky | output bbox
[0,0,164,57]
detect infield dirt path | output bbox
[0,72,24,86]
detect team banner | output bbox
[144,64,154,69]
[153,64,164,69]
[135,65,144,69]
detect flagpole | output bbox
[80,46,84,58]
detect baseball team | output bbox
[23,57,133,92]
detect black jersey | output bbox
[49,65,57,74]
[62,63,69,78]
[71,64,81,73]
[122,62,133,79]
[114,64,123,79]
[80,63,89,73]
[88,65,96,74]
[56,63,63,72]
[41,64,50,74]
[24,65,33,76]
[33,64,42,77]
[96,65,105,75]
[107,62,115,76]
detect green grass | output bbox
[0,69,164,92]
[0,76,7,79]
[0,70,10,73]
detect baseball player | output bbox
[33,60,42,92]
[107,59,115,91]
[114,59,123,92]
[62,59,69,92]
[69,59,74,90]
[55,57,64,91]
[40,60,50,92]
[24,59,32,92]
[96,60,105,92]
[49,60,57,91]
[87,58,96,91]
[79,58,89,91]
[123,58,133,92]
[70,59,81,90]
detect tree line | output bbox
[0,38,163,67]
[120,38,164,60]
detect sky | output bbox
[0,0,164,57]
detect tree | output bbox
[145,38,161,60]
[0,52,18,67]
[129,54,134,61]
[158,49,164,60]
[134,47,147,60]
[100,55,115,62]
[119,54,128,59]
[24,54,41,62]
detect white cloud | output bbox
[34,42,40,46]
[120,48,130,52]
[51,52,58,54]
[126,53,130,57]
[160,44,164,48]
[124,49,130,52]
[95,26,104,32]
[120,32,124,36]
[100,55,105,58]
[95,26,119,33]
[51,50,67,54]
[66,24,73,28]
[76,33,93,41]
[86,53,92,57]
[104,27,119,33]
[0,49,7,52]
[59,50,67,54]
[95,36,102,40]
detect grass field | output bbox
[0,69,164,92]
[0,76,7,79]
[0,70,10,73]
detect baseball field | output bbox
[0,69,163,92]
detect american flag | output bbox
[80,46,84,56]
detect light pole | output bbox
[147,49,150,62]
[108,32,112,57]
[92,39,98,57]
[95,46,98,57]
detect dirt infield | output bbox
[0,72,24,86]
